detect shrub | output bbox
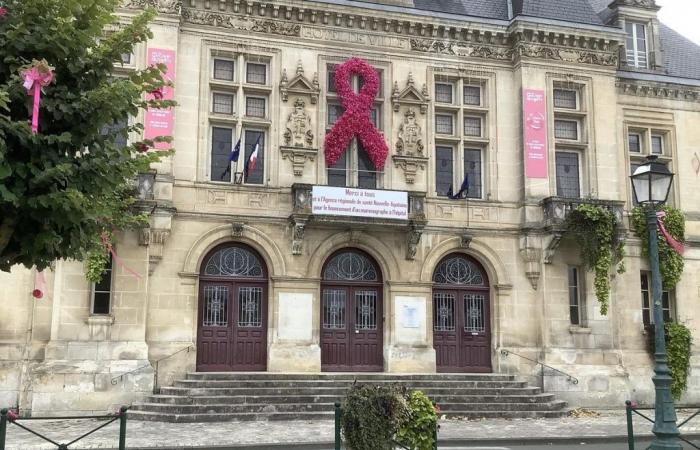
[396,390,438,450]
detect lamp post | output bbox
[630,155,681,450]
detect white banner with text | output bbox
[311,186,408,220]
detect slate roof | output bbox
[338,0,700,81]
[659,23,700,80]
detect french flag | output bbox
[245,135,262,177]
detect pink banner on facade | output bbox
[523,89,548,178]
[144,48,176,149]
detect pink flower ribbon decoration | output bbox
[656,211,684,255]
[101,232,142,279]
[32,270,46,299]
[21,60,54,134]
[324,57,389,170]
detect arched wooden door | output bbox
[321,249,383,372]
[196,243,268,371]
[432,254,491,373]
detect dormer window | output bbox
[625,22,648,69]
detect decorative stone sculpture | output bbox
[284,98,314,148]
[396,108,424,156]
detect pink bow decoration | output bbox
[656,211,685,255]
[324,57,389,170]
[32,270,46,299]
[21,60,54,134]
[101,232,142,279]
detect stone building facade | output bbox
[1,0,700,415]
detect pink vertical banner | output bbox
[523,89,548,178]
[144,48,176,149]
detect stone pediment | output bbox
[391,72,429,114]
[280,60,320,104]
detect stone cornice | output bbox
[617,79,700,103]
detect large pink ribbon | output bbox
[657,211,684,255]
[21,61,54,134]
[324,58,388,170]
[101,232,142,279]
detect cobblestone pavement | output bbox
[4,410,700,449]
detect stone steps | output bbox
[130,373,568,422]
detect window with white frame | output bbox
[641,272,674,327]
[627,127,672,204]
[91,255,114,315]
[625,22,648,69]
[208,52,270,183]
[434,75,488,199]
[555,151,581,198]
[325,63,385,188]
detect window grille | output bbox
[555,151,581,198]
[246,63,267,85]
[213,93,234,115]
[323,289,346,329]
[246,97,266,118]
[554,119,579,140]
[464,116,482,137]
[464,294,486,333]
[355,291,378,330]
[554,89,577,109]
[323,251,378,281]
[436,114,454,135]
[213,59,234,81]
[238,287,263,327]
[433,293,456,331]
[203,246,264,277]
[435,83,453,103]
[463,86,481,106]
[433,256,485,285]
[203,285,229,326]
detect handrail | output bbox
[500,349,579,390]
[111,345,193,393]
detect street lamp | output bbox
[630,155,681,450]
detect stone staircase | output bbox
[129,373,568,422]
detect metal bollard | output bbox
[118,406,128,450]
[334,402,341,450]
[625,400,634,450]
[0,409,7,450]
[433,422,438,450]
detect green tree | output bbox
[0,0,173,273]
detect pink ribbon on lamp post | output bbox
[21,60,54,134]
[656,211,685,255]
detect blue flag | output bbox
[220,137,241,180]
[447,174,469,199]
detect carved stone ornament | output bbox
[406,221,425,260]
[611,0,659,9]
[281,98,318,177]
[138,227,171,275]
[280,61,320,104]
[290,215,309,255]
[519,235,542,290]
[393,108,428,184]
[121,0,181,14]
[231,221,245,238]
[460,232,473,248]
[182,9,301,37]
[284,98,314,148]
[391,72,430,114]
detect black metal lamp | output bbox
[629,155,681,450]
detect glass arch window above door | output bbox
[203,245,265,277]
[323,251,379,281]
[433,255,486,286]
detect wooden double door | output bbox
[432,254,492,373]
[320,249,384,372]
[196,244,268,372]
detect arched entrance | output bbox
[320,249,383,372]
[432,253,491,373]
[196,243,268,371]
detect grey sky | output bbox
[657,0,700,45]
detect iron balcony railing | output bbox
[541,196,625,231]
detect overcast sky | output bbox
[657,0,700,45]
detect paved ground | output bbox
[3,409,700,449]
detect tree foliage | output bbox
[0,0,173,272]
